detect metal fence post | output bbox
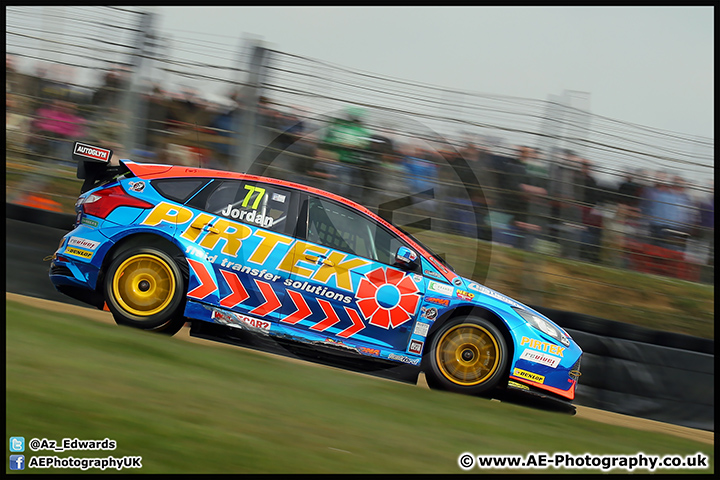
[121,11,154,156]
[234,40,269,174]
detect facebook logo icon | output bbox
[9,455,25,470]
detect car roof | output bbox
[123,159,376,214]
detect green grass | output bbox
[5,300,713,474]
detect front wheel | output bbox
[424,316,508,395]
[104,246,186,335]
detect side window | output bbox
[195,180,292,233]
[307,196,407,265]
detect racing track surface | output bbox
[4,218,714,446]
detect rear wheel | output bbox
[104,246,186,335]
[424,316,508,395]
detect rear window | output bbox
[151,178,210,204]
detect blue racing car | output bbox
[49,142,582,402]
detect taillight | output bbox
[81,184,154,219]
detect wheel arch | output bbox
[98,231,190,294]
[424,305,516,381]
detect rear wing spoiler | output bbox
[73,142,128,193]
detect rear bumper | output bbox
[49,262,105,310]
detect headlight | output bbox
[513,307,570,347]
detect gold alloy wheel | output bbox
[112,254,176,317]
[435,323,501,386]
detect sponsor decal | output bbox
[283,279,353,304]
[190,257,367,340]
[143,202,198,228]
[520,336,565,357]
[277,241,369,291]
[413,273,423,284]
[211,309,239,326]
[423,269,442,279]
[65,247,93,259]
[238,314,272,331]
[186,245,285,283]
[356,267,421,329]
[220,203,274,228]
[211,309,271,332]
[408,339,424,355]
[73,142,111,162]
[68,236,101,251]
[456,290,474,301]
[413,322,430,337]
[359,346,381,357]
[388,353,421,366]
[127,181,145,192]
[513,368,545,384]
[421,306,438,320]
[467,282,482,292]
[185,245,219,262]
[272,192,286,203]
[519,348,561,368]
[81,217,99,227]
[425,296,450,307]
[427,280,453,297]
[221,261,282,281]
[144,203,371,293]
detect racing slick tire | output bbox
[104,246,187,335]
[424,316,508,396]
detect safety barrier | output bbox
[532,306,713,431]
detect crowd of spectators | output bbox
[6,55,714,279]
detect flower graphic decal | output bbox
[356,267,421,329]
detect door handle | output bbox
[202,224,220,234]
[305,254,334,267]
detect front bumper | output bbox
[507,323,583,401]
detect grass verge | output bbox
[5,300,713,474]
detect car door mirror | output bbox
[394,246,418,270]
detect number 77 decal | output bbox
[242,185,266,209]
